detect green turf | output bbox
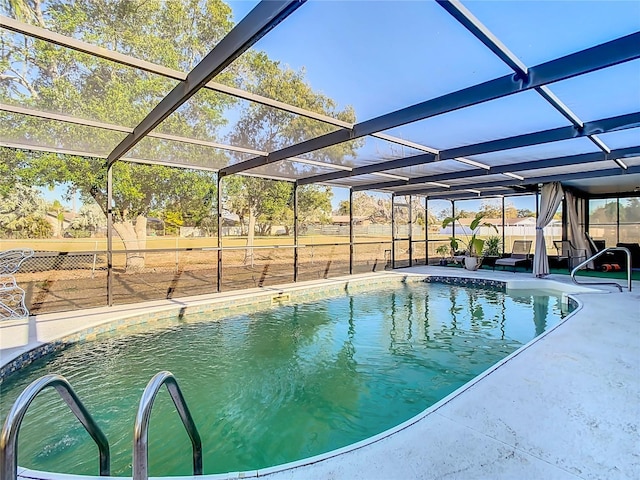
[437,261,640,281]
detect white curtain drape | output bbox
[533,182,564,277]
[565,190,592,269]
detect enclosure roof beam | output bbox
[220,31,640,176]
[424,189,526,201]
[301,113,639,187]
[398,165,640,197]
[351,145,640,192]
[297,152,437,186]
[106,0,305,166]
[439,112,638,160]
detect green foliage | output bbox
[163,210,184,235]
[230,51,359,166]
[222,176,293,236]
[68,203,106,233]
[441,212,498,257]
[297,185,333,229]
[482,235,502,257]
[435,243,452,258]
[351,192,391,224]
[0,183,53,238]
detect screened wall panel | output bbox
[619,197,640,244]
[352,191,392,242]
[298,185,349,244]
[221,247,294,291]
[0,111,127,156]
[2,152,109,314]
[352,242,391,274]
[589,199,618,247]
[297,244,349,282]
[426,199,452,263]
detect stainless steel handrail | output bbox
[133,371,202,480]
[571,246,632,292]
[0,374,110,480]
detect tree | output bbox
[0,183,53,238]
[350,192,391,224]
[517,208,536,218]
[222,176,293,264]
[297,185,333,233]
[67,202,106,236]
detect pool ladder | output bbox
[0,371,202,480]
[571,246,632,292]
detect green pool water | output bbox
[0,282,571,476]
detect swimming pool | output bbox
[0,278,572,477]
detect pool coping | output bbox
[3,267,637,480]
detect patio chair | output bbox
[553,240,587,270]
[0,248,35,274]
[494,240,532,272]
[0,248,34,320]
[0,274,29,319]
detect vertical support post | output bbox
[501,196,506,256]
[616,196,620,244]
[349,188,354,275]
[424,196,429,265]
[391,193,396,269]
[293,183,299,282]
[451,200,456,253]
[408,195,413,267]
[217,174,223,293]
[106,165,113,307]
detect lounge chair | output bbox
[494,240,532,272]
[553,240,587,270]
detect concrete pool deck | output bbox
[1,267,639,479]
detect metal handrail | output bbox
[571,246,632,292]
[133,371,202,480]
[0,374,110,480]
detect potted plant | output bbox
[441,212,498,270]
[435,243,451,266]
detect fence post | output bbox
[91,241,98,279]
